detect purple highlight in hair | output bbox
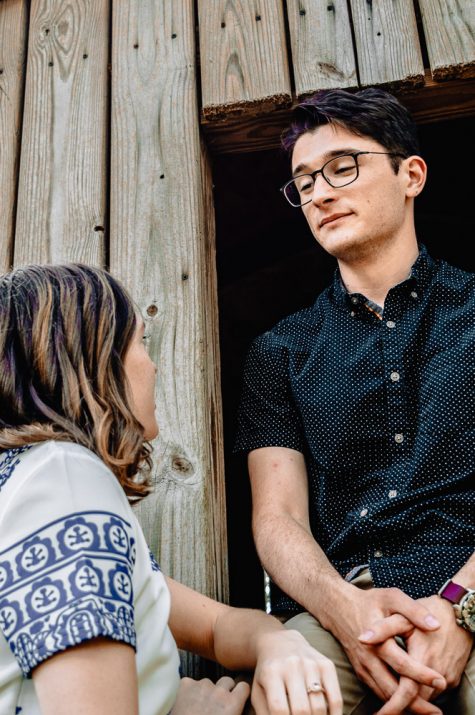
[281,88,420,161]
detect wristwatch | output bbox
[438,579,475,633]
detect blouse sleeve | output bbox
[0,443,137,677]
[234,331,305,454]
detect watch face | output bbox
[461,592,475,633]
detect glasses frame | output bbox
[280,151,405,208]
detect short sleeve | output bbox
[0,443,137,677]
[234,331,305,454]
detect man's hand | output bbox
[325,586,446,713]
[359,595,472,714]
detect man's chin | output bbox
[315,232,369,261]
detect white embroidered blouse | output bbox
[0,441,180,715]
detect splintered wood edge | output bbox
[202,93,292,121]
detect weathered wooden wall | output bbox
[0,0,228,678]
[110,0,228,674]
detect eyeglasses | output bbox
[280,151,405,208]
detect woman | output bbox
[0,264,342,715]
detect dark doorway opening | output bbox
[213,115,474,610]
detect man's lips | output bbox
[320,212,352,228]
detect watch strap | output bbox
[438,579,469,604]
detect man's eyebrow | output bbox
[292,148,359,177]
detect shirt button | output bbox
[386,320,396,328]
[374,549,383,558]
[390,371,400,382]
[410,291,418,299]
[351,296,359,304]
[350,311,355,317]
[394,433,404,444]
[388,489,398,499]
[360,508,368,517]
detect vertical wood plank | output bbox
[0,0,28,272]
[418,0,475,80]
[350,0,424,88]
[110,0,228,676]
[286,0,357,97]
[198,0,291,120]
[14,0,108,267]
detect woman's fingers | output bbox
[215,676,243,691]
[317,660,343,715]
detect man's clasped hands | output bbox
[333,584,472,714]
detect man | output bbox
[235,89,475,714]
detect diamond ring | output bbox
[307,681,325,695]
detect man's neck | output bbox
[338,238,419,308]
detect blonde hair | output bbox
[0,264,152,498]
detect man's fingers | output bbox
[383,589,440,631]
[359,614,415,643]
[376,639,446,688]
[375,677,442,715]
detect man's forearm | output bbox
[254,510,354,630]
[452,550,475,588]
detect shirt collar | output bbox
[330,244,436,312]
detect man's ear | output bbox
[403,155,427,198]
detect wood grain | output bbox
[418,0,475,80]
[349,0,424,89]
[198,0,291,119]
[110,0,228,676]
[14,0,108,266]
[286,0,357,97]
[0,0,27,271]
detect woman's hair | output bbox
[0,263,152,498]
[282,88,420,172]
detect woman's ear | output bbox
[404,155,427,198]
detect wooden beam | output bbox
[110,0,228,677]
[286,0,357,97]
[349,0,424,89]
[198,0,291,120]
[202,73,475,154]
[14,0,108,266]
[418,0,475,80]
[0,0,27,272]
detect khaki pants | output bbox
[284,569,475,714]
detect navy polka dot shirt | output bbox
[235,246,475,613]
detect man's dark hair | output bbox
[282,88,420,172]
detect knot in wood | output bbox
[146,304,158,317]
[182,273,189,281]
[171,457,193,475]
[299,9,306,16]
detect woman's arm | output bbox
[167,576,343,714]
[32,638,139,715]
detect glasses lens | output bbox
[285,175,313,206]
[324,155,358,187]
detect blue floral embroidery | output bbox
[149,547,161,572]
[0,446,31,492]
[0,511,136,676]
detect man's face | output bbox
[291,123,411,262]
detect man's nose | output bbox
[310,175,335,206]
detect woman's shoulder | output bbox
[0,439,130,521]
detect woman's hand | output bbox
[251,629,343,715]
[171,676,250,714]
